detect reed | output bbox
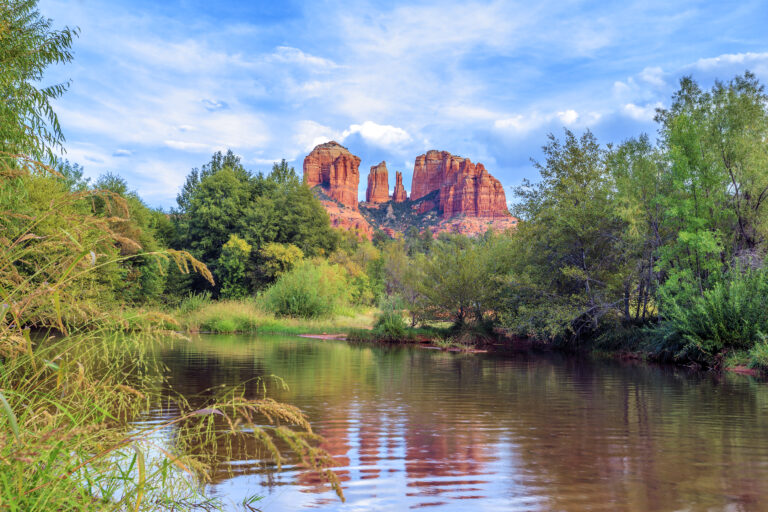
[0,162,343,509]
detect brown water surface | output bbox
[143,334,768,511]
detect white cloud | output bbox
[271,46,339,69]
[112,149,132,157]
[639,66,665,87]
[58,92,269,153]
[119,38,253,75]
[443,105,499,121]
[341,121,412,147]
[163,140,221,152]
[557,109,579,125]
[613,80,632,96]
[495,108,598,135]
[694,52,768,71]
[293,120,340,152]
[494,113,545,134]
[201,99,228,111]
[623,102,663,121]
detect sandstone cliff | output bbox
[411,150,509,219]
[365,161,390,204]
[392,171,407,202]
[304,143,516,238]
[303,141,361,209]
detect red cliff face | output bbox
[411,150,509,219]
[303,141,361,209]
[392,171,407,202]
[365,161,390,204]
[411,150,449,201]
[304,144,515,238]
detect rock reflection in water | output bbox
[145,334,768,511]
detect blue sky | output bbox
[39,0,768,209]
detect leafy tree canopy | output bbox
[0,0,78,162]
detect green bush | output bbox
[748,341,768,373]
[651,268,768,363]
[263,260,348,318]
[177,291,213,314]
[373,310,407,340]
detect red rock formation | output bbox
[411,150,449,201]
[304,143,515,239]
[416,199,436,214]
[303,141,361,209]
[365,161,389,203]
[392,171,407,202]
[321,199,374,239]
[411,150,509,219]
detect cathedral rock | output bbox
[411,150,510,219]
[365,161,390,203]
[303,142,516,238]
[303,141,361,209]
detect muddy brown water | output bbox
[139,334,768,511]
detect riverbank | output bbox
[167,299,768,377]
[175,298,377,335]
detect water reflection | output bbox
[143,334,768,511]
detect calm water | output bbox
[144,334,768,511]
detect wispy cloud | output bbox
[693,52,768,70]
[38,0,768,208]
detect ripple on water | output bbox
[139,334,768,511]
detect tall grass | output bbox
[0,160,343,509]
[176,298,375,335]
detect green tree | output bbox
[381,240,425,326]
[418,234,512,327]
[218,234,252,299]
[0,0,78,161]
[173,152,339,295]
[508,130,630,341]
[256,242,304,283]
[88,172,173,304]
[607,135,665,322]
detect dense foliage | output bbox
[499,72,768,365]
[0,0,77,161]
[171,156,340,296]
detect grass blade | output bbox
[133,445,145,512]
[0,391,20,442]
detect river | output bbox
[141,333,768,511]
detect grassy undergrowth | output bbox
[176,298,376,334]
[1,161,343,509]
[0,329,343,510]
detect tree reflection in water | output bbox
[143,334,768,511]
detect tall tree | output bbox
[509,130,629,340]
[0,0,78,162]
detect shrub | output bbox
[651,268,768,363]
[373,310,407,341]
[176,291,212,314]
[263,260,348,318]
[748,341,768,373]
